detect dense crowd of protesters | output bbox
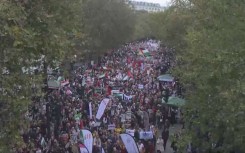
[16,39,184,153]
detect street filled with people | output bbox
[19,40,184,153]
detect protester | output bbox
[20,39,183,153]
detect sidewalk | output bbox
[156,124,182,153]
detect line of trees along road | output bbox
[136,0,244,152]
[0,0,244,152]
[0,0,135,151]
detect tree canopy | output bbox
[178,1,245,152]
[0,0,84,151]
[0,0,136,150]
[140,0,245,152]
[82,0,135,53]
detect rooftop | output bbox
[129,0,161,7]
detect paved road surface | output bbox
[156,124,182,153]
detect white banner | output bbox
[120,133,139,153]
[111,90,120,94]
[96,98,110,120]
[141,63,144,71]
[102,147,105,153]
[139,131,153,140]
[108,124,116,130]
[123,94,133,101]
[81,130,93,153]
[93,122,101,127]
[138,84,144,89]
[125,129,135,137]
[89,102,92,119]
[79,144,89,153]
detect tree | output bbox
[132,11,154,40]
[0,0,84,151]
[82,0,135,56]
[144,0,245,152]
[172,0,245,152]
[150,3,191,51]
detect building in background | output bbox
[128,0,165,13]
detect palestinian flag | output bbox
[113,92,123,99]
[99,73,105,79]
[138,48,151,57]
[74,113,82,121]
[142,49,151,57]
[111,89,122,97]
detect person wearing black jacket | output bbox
[134,128,140,143]
[162,119,170,150]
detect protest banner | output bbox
[108,124,116,130]
[89,102,92,119]
[125,129,135,137]
[123,94,133,101]
[139,131,153,140]
[80,130,93,153]
[120,133,139,153]
[102,147,105,153]
[93,122,101,127]
[96,98,110,120]
[138,84,144,89]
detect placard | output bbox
[138,84,144,89]
[125,129,135,137]
[139,131,153,140]
[108,124,116,130]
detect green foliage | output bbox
[177,1,245,152]
[132,11,154,40]
[82,0,135,53]
[0,0,84,151]
[145,0,245,152]
[0,3,41,150]
[151,5,191,51]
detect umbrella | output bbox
[157,74,174,82]
[162,96,185,107]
